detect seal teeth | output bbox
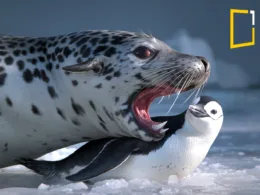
[152,121,167,131]
[160,128,169,133]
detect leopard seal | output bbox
[18,96,223,183]
[0,30,210,168]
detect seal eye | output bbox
[211,109,217,115]
[133,46,154,59]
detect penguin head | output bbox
[186,96,223,134]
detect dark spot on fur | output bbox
[128,117,134,124]
[89,31,101,36]
[74,52,79,57]
[22,50,27,55]
[56,64,60,69]
[102,64,114,75]
[40,70,50,83]
[33,68,41,78]
[89,100,96,111]
[135,73,150,82]
[19,42,25,47]
[54,47,62,55]
[82,47,90,58]
[99,37,108,44]
[0,66,4,72]
[57,107,66,120]
[3,142,8,152]
[115,97,119,103]
[71,98,85,116]
[27,38,35,43]
[5,97,12,107]
[42,143,48,146]
[46,63,53,72]
[31,104,41,116]
[100,123,109,132]
[23,69,33,83]
[47,86,58,99]
[103,107,114,121]
[51,53,56,61]
[95,83,102,88]
[0,51,7,56]
[63,46,72,57]
[76,37,89,47]
[111,36,126,45]
[106,76,112,80]
[30,58,37,65]
[52,41,58,47]
[104,47,116,57]
[17,60,25,71]
[72,80,78,86]
[76,58,82,64]
[97,115,105,123]
[93,46,108,55]
[4,56,14,65]
[60,139,69,142]
[90,38,99,46]
[13,50,21,56]
[61,37,67,43]
[0,73,7,87]
[57,55,64,63]
[113,71,121,77]
[38,56,45,62]
[72,119,80,126]
[29,46,35,54]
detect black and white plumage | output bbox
[17,96,223,183]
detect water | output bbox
[0,89,260,195]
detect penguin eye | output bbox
[133,46,155,59]
[211,109,217,115]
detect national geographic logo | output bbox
[230,9,255,49]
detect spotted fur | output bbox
[0,30,209,167]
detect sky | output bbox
[0,0,259,88]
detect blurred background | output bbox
[0,1,260,194]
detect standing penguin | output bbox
[17,96,224,183]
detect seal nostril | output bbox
[196,56,209,72]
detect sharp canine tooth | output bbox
[160,128,169,133]
[152,121,167,131]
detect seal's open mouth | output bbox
[132,85,187,138]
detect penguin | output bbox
[17,96,224,184]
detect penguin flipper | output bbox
[66,138,138,182]
[15,158,58,179]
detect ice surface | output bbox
[0,90,260,194]
[1,134,259,195]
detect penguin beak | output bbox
[188,105,208,118]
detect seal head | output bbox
[62,31,210,141]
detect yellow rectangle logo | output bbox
[230,9,255,49]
